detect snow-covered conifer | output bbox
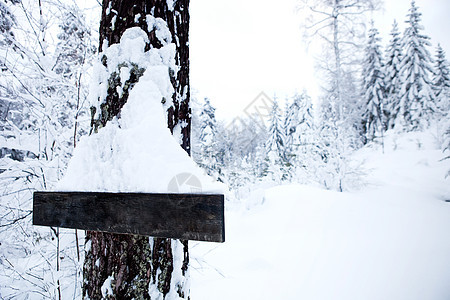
[284,92,314,169]
[196,98,220,177]
[362,23,385,142]
[384,20,403,129]
[53,8,93,79]
[46,6,94,161]
[433,44,450,115]
[266,100,285,159]
[398,0,435,130]
[266,100,285,181]
[198,98,217,147]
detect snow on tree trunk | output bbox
[84,0,190,299]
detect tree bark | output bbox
[84,0,190,299]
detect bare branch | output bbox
[308,6,332,17]
[0,211,32,227]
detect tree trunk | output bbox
[84,0,190,299]
[332,0,343,119]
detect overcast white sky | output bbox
[190,0,450,120]
[78,0,450,121]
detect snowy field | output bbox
[190,130,450,300]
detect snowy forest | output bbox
[1,0,450,299]
[192,0,450,193]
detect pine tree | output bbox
[384,20,403,129]
[266,100,285,181]
[267,100,284,157]
[433,44,450,115]
[284,92,314,169]
[196,98,220,178]
[45,5,94,167]
[199,98,216,137]
[398,0,435,130]
[362,23,385,142]
[53,7,93,80]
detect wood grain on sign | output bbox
[33,192,225,243]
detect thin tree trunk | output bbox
[332,0,343,119]
[83,0,190,298]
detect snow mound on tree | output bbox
[58,27,223,194]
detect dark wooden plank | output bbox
[33,192,224,243]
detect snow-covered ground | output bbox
[190,129,450,300]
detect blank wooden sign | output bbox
[33,192,225,243]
